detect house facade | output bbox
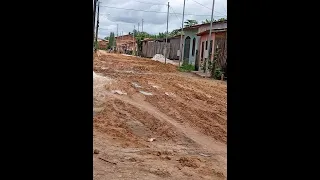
[181,20,227,71]
[115,34,137,53]
[181,29,200,65]
[97,38,108,49]
[197,28,227,70]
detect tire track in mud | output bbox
[108,92,226,157]
[107,93,227,177]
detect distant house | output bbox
[97,38,108,49]
[115,34,137,53]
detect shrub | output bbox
[179,63,195,72]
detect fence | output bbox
[141,39,180,60]
[214,38,227,69]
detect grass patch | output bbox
[179,63,195,72]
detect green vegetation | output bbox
[208,47,225,79]
[213,67,223,79]
[201,18,227,24]
[179,63,195,72]
[106,32,116,49]
[184,19,198,27]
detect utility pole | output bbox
[205,0,215,74]
[119,30,121,53]
[165,1,169,64]
[121,31,123,53]
[137,23,139,55]
[179,0,186,67]
[93,0,97,51]
[133,25,135,55]
[117,24,119,37]
[121,31,123,46]
[116,24,118,52]
[142,19,144,32]
[94,1,100,52]
[112,32,115,51]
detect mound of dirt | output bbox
[93,71,113,113]
[152,54,179,66]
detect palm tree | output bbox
[184,19,198,27]
[201,19,212,24]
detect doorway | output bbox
[183,36,191,64]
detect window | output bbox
[209,40,213,55]
[192,38,196,56]
[205,41,208,50]
[201,42,204,58]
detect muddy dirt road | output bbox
[93,51,227,180]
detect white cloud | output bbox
[96,0,227,39]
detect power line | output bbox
[169,6,181,22]
[133,0,166,6]
[222,5,227,14]
[189,0,226,17]
[100,5,225,17]
[189,0,211,10]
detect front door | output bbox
[183,36,191,64]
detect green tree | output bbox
[201,17,226,24]
[169,29,181,37]
[133,29,138,37]
[201,19,212,23]
[107,32,115,49]
[184,19,198,27]
[157,32,166,38]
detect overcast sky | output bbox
[96,0,227,39]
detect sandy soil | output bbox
[93,50,227,180]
